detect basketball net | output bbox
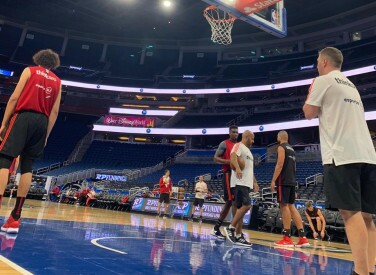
[204,6,236,45]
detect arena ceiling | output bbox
[0,0,375,42]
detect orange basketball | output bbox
[230,156,245,171]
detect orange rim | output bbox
[204,5,236,22]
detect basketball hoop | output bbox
[204,6,236,45]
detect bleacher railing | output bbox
[129,187,149,200]
[261,187,276,202]
[34,161,70,175]
[55,168,96,185]
[305,173,323,187]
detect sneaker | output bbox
[274,235,294,247]
[225,226,236,244]
[295,237,310,248]
[235,235,252,247]
[198,218,202,224]
[210,228,226,240]
[156,213,161,218]
[162,215,168,219]
[1,216,20,234]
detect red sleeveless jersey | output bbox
[222,139,236,172]
[15,66,61,117]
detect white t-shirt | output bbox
[195,181,207,199]
[306,70,376,165]
[230,142,254,188]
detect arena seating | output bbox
[131,163,220,186]
[82,141,183,168]
[1,23,375,88]
[43,142,184,176]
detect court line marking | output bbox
[91,236,203,255]
[92,236,306,260]
[0,255,34,275]
[91,237,128,254]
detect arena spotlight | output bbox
[163,0,172,8]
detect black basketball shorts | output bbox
[159,193,170,204]
[324,162,376,214]
[0,111,48,160]
[277,185,296,204]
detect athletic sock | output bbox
[298,228,306,238]
[282,229,291,237]
[11,197,26,220]
[229,224,235,230]
[214,219,223,231]
[236,234,242,238]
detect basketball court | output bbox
[0,0,374,274]
[0,199,355,274]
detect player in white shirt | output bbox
[303,47,376,275]
[225,130,259,247]
[188,175,208,222]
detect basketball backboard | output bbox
[201,0,287,38]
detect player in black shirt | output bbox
[271,131,309,247]
[305,201,330,240]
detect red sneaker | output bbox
[274,235,294,247]
[1,216,20,234]
[295,237,310,248]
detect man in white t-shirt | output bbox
[188,175,208,222]
[303,47,376,275]
[225,130,259,247]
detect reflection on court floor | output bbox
[0,206,354,275]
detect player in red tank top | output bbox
[211,126,238,239]
[0,49,62,234]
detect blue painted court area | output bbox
[0,216,353,275]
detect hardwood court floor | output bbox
[0,199,363,274]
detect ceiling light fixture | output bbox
[163,0,172,8]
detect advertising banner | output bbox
[104,115,156,127]
[132,198,251,225]
[95,174,127,182]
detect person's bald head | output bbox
[277,130,288,144]
[242,130,255,147]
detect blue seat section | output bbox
[254,161,323,185]
[186,150,216,157]
[0,112,93,171]
[82,141,184,169]
[13,31,63,64]
[176,114,239,128]
[239,110,301,125]
[132,163,221,185]
[0,24,23,57]
[33,159,62,170]
[43,162,96,176]
[62,39,104,69]
[43,119,90,161]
